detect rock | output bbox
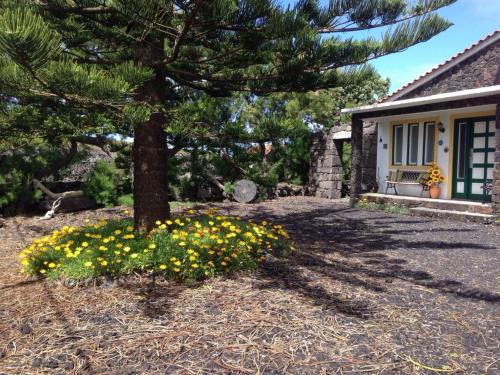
[19,323,32,335]
[32,357,43,368]
[64,362,75,370]
[44,358,59,369]
[275,183,308,197]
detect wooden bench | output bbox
[385,169,430,197]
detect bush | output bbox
[83,161,118,207]
[0,143,69,215]
[117,193,133,207]
[19,209,294,282]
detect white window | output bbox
[392,125,403,165]
[423,122,435,165]
[407,123,419,165]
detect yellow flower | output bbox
[123,246,130,252]
[130,253,138,259]
[166,220,173,225]
[178,241,186,246]
[220,261,227,266]
[189,255,196,261]
[159,264,167,270]
[148,243,156,249]
[173,267,180,272]
[101,260,108,266]
[191,263,199,268]
[127,226,134,231]
[82,242,89,247]
[48,262,56,268]
[174,261,181,266]
[114,230,121,235]
[84,261,93,267]
[40,269,46,274]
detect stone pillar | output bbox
[350,115,363,206]
[309,127,344,199]
[493,103,500,216]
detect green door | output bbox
[452,116,495,201]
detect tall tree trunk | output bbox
[133,113,170,230]
[133,42,169,230]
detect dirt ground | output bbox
[0,197,499,374]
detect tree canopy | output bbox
[0,0,456,228]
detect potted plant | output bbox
[427,163,445,199]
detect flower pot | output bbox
[429,184,441,199]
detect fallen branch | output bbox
[32,179,84,200]
[32,179,85,220]
[37,197,62,220]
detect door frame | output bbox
[451,116,495,201]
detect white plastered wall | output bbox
[373,104,496,200]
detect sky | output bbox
[281,0,500,93]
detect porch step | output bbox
[409,207,495,223]
[362,193,493,215]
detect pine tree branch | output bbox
[34,139,78,179]
[38,3,115,16]
[165,0,206,64]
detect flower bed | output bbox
[19,209,293,281]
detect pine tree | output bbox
[0,0,456,228]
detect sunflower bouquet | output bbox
[427,163,445,187]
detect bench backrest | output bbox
[388,169,429,183]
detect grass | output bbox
[355,200,410,215]
[117,194,194,210]
[19,208,293,282]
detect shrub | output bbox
[117,193,133,207]
[0,143,69,215]
[19,209,294,282]
[83,161,118,207]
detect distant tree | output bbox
[0,0,455,228]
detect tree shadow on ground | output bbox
[118,201,499,320]
[215,202,500,307]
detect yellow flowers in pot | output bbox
[427,163,445,187]
[426,163,445,199]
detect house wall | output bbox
[375,105,496,200]
[397,40,500,100]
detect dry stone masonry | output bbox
[309,122,377,199]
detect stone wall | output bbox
[398,40,500,100]
[309,122,378,198]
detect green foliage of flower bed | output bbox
[19,209,294,282]
[356,198,410,215]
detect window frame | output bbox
[422,121,436,166]
[406,123,419,166]
[392,124,404,165]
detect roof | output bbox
[341,85,500,115]
[382,30,500,102]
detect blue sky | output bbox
[281,0,500,93]
[370,0,500,93]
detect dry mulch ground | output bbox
[0,197,499,374]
